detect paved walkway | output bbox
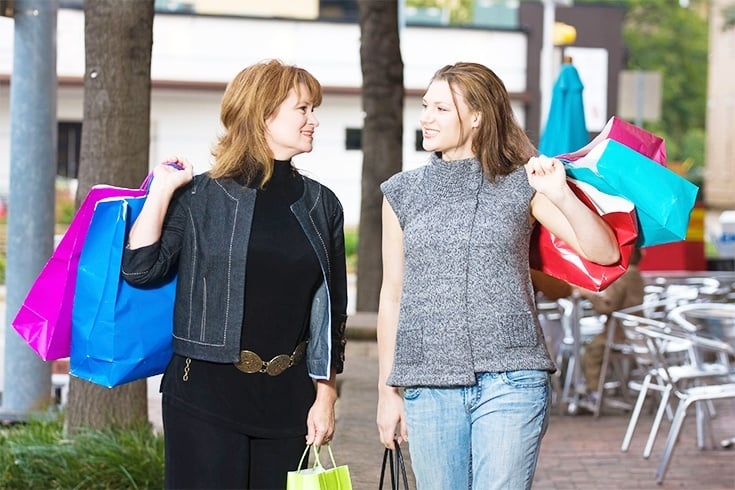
[140,326,735,489]
[4,296,733,488]
[315,338,734,490]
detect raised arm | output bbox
[527,155,619,265]
[128,157,194,249]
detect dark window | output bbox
[415,129,425,152]
[320,0,358,21]
[345,128,362,150]
[58,122,82,179]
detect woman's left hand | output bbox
[306,395,336,446]
[524,155,567,202]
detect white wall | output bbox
[0,8,530,226]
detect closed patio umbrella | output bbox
[539,62,589,157]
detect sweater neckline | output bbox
[426,153,484,200]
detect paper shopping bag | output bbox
[12,177,152,361]
[530,179,638,292]
[70,194,175,388]
[563,139,698,247]
[557,115,667,166]
[287,444,352,490]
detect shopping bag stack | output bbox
[530,179,638,292]
[533,116,699,290]
[70,194,175,388]
[11,174,175,388]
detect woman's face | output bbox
[420,79,479,161]
[265,83,319,160]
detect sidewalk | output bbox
[313,338,735,489]
[143,329,735,489]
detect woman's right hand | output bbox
[149,156,194,195]
[127,156,194,250]
[377,387,408,450]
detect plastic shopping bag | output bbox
[70,194,174,388]
[12,177,151,361]
[557,115,667,166]
[563,139,698,247]
[530,179,638,292]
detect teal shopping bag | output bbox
[563,139,698,247]
[71,195,175,388]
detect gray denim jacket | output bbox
[121,173,348,379]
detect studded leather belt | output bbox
[234,340,308,376]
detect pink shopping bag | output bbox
[556,116,667,166]
[12,176,151,361]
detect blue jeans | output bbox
[403,370,551,490]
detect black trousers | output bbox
[163,398,307,490]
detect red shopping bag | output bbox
[12,176,152,361]
[556,116,667,167]
[530,179,638,292]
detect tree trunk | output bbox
[356,0,404,312]
[66,0,154,433]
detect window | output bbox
[58,122,82,179]
[345,128,362,150]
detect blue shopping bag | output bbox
[563,139,699,247]
[71,194,175,388]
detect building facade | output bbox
[0,1,624,226]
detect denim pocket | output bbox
[501,369,549,388]
[403,387,422,400]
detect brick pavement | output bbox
[145,314,735,489]
[329,337,735,490]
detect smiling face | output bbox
[420,79,480,161]
[265,83,319,160]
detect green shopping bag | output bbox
[563,139,698,248]
[286,444,352,490]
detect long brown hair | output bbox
[430,62,536,181]
[210,59,323,187]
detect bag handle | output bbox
[139,161,185,191]
[296,444,338,473]
[379,441,409,490]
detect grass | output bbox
[0,415,164,489]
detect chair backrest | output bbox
[614,309,734,395]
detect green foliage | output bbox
[406,0,474,24]
[56,187,76,226]
[623,0,709,148]
[0,254,5,285]
[344,227,358,272]
[0,416,164,489]
[575,0,708,183]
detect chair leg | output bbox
[656,399,692,485]
[593,332,614,418]
[643,385,672,459]
[695,401,717,450]
[622,374,652,452]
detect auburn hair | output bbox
[210,59,322,187]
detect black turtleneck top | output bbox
[160,160,322,437]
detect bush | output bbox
[56,193,76,226]
[0,415,164,489]
[344,227,358,273]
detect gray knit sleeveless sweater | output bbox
[380,153,556,387]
